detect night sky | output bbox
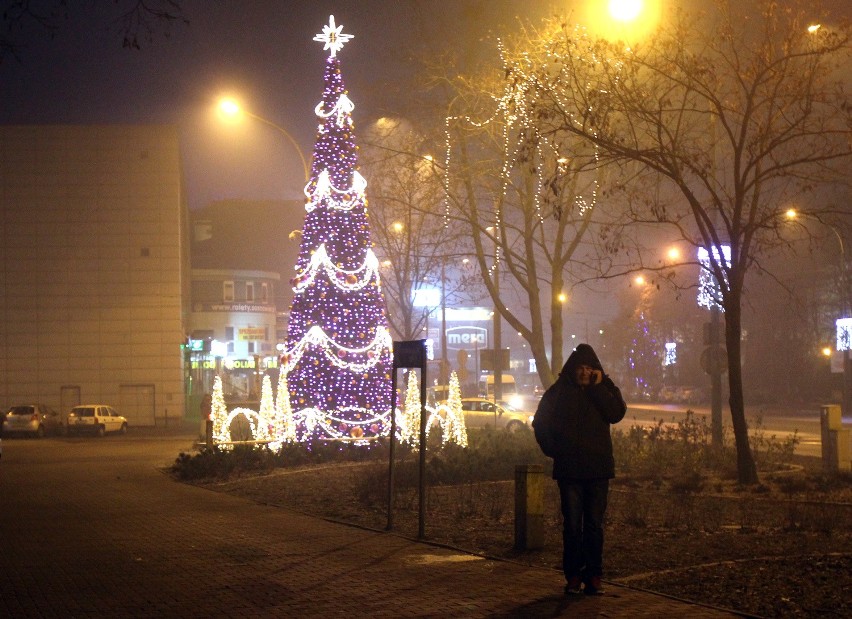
[0,0,564,212]
[1,0,848,215]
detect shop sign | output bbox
[446,326,487,351]
[238,327,266,341]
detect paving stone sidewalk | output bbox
[0,434,746,617]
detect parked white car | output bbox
[66,405,128,437]
[459,398,533,432]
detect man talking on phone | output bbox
[533,343,626,595]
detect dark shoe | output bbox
[584,576,603,595]
[564,576,582,595]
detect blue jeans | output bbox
[557,478,609,581]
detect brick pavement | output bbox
[0,433,746,617]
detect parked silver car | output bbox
[2,404,63,437]
[66,405,128,437]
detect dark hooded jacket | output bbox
[532,344,626,480]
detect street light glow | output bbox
[609,0,643,22]
[214,96,310,182]
[580,0,659,41]
[218,97,241,118]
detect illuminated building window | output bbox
[246,282,255,302]
[664,342,677,366]
[223,281,235,302]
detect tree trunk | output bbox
[724,291,759,485]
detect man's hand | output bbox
[590,370,602,385]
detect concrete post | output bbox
[514,464,545,551]
[820,405,850,472]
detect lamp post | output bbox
[217,98,310,184]
[786,209,850,417]
[485,225,503,403]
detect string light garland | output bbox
[290,244,380,293]
[443,34,600,275]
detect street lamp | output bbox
[217,97,310,184]
[786,208,850,417]
[579,0,660,42]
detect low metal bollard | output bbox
[820,404,850,472]
[514,464,545,551]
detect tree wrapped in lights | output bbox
[281,15,393,442]
[401,370,421,445]
[271,367,297,449]
[256,375,275,444]
[210,375,229,444]
[441,371,467,447]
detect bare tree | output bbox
[505,0,851,483]
[431,50,609,390]
[361,121,471,356]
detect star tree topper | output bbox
[313,15,353,57]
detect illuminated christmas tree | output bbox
[282,15,393,442]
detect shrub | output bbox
[171,445,279,481]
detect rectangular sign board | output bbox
[393,340,426,368]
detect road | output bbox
[0,430,736,618]
[623,402,849,459]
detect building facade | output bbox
[188,268,280,402]
[0,125,189,426]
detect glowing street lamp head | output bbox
[785,208,798,220]
[634,275,646,286]
[219,97,240,116]
[609,0,643,22]
[582,0,658,42]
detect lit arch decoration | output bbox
[304,169,367,213]
[281,325,392,374]
[291,244,380,294]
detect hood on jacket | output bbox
[560,343,603,382]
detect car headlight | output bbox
[508,394,524,409]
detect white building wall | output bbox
[0,125,187,425]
